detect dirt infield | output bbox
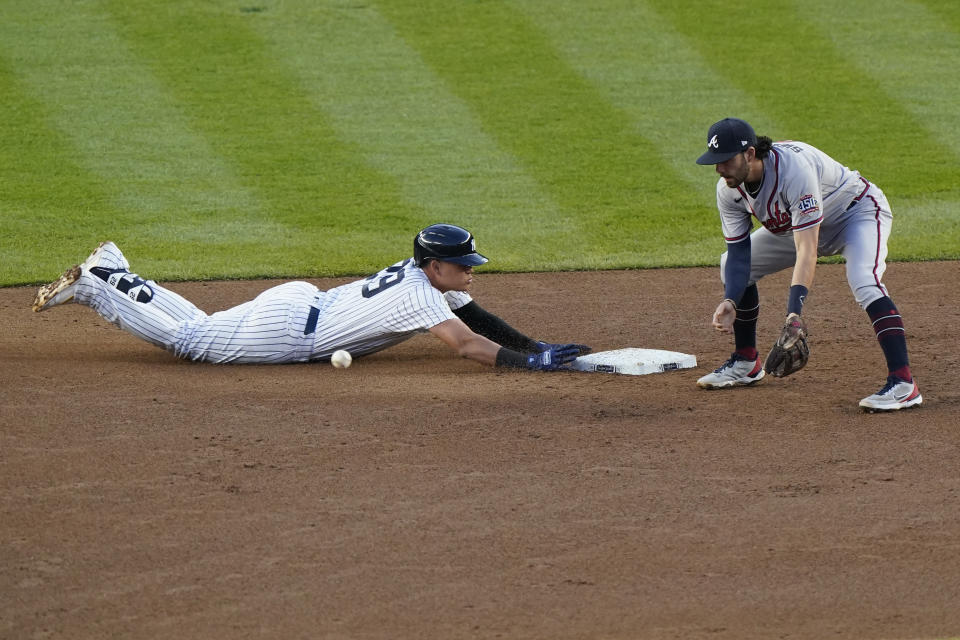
[2,261,959,640]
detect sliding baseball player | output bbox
[33,224,590,370]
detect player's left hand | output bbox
[526,343,582,371]
[534,341,592,356]
[763,313,810,377]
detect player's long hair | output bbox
[755,136,773,159]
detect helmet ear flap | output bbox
[413,238,427,266]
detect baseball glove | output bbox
[763,313,810,377]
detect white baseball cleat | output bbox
[859,376,923,412]
[696,353,765,389]
[32,241,115,312]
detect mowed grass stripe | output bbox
[916,0,960,34]
[511,0,958,261]
[248,2,569,272]
[104,0,426,276]
[0,0,274,281]
[510,0,765,191]
[376,0,705,268]
[800,0,960,166]
[0,59,124,284]
[796,0,960,259]
[508,0,772,262]
[890,194,960,260]
[646,0,960,198]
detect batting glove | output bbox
[526,343,581,371]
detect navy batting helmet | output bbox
[414,224,489,267]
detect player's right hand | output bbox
[712,299,736,334]
[526,344,581,371]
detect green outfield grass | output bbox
[2,0,958,285]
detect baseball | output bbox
[331,349,352,369]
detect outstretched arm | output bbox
[452,301,591,355]
[429,318,581,371]
[451,301,538,351]
[429,317,503,366]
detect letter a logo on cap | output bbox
[696,118,756,165]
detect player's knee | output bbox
[852,284,886,310]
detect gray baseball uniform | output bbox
[73,243,472,364]
[717,140,893,308]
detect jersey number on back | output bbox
[361,259,409,298]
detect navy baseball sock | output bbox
[89,266,155,303]
[734,283,759,361]
[866,296,912,381]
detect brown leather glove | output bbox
[763,313,810,377]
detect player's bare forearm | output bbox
[429,318,501,366]
[456,334,502,366]
[791,226,819,288]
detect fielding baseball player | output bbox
[695,117,921,412]
[32,224,590,370]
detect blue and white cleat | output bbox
[859,376,922,412]
[696,353,765,389]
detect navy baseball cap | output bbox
[696,118,757,165]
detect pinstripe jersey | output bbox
[307,258,472,361]
[717,141,867,244]
[74,247,473,364]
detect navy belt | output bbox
[304,305,320,335]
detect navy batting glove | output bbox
[534,341,592,356]
[526,344,581,371]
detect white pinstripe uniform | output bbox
[717,140,893,309]
[73,244,472,364]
